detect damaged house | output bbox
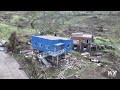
[32,35,73,65]
[71,32,94,52]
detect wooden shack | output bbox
[71,32,94,52]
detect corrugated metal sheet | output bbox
[72,32,93,38]
[32,35,73,57]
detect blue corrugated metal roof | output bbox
[54,43,65,46]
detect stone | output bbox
[91,58,100,63]
[97,63,102,67]
[0,47,5,51]
[0,43,3,47]
[81,52,90,56]
[1,39,6,45]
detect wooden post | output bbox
[89,45,91,51]
[57,56,59,65]
[80,45,81,52]
[52,56,53,61]
[96,45,97,51]
[65,53,66,59]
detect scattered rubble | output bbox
[0,39,7,51]
[97,63,102,67]
[105,45,115,50]
[81,52,90,58]
[0,39,6,46]
[20,50,34,58]
[0,43,2,47]
[91,52,102,56]
[0,47,5,51]
[67,75,80,79]
[90,58,100,63]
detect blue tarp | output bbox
[54,43,65,46]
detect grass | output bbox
[94,36,112,45]
[0,23,36,40]
[70,50,80,57]
[0,23,17,40]
[11,15,26,22]
[10,15,27,26]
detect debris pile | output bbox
[81,52,90,58]
[80,52,103,65]
[0,39,7,51]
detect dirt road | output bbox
[0,51,29,79]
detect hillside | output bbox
[0,11,120,79]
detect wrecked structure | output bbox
[32,35,73,65]
[71,32,94,52]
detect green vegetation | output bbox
[0,23,17,40]
[94,36,112,45]
[70,50,80,57]
[1,11,120,79]
[0,23,35,40]
[11,15,27,24]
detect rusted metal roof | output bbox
[72,32,93,38]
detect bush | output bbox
[70,50,80,57]
[15,45,21,53]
